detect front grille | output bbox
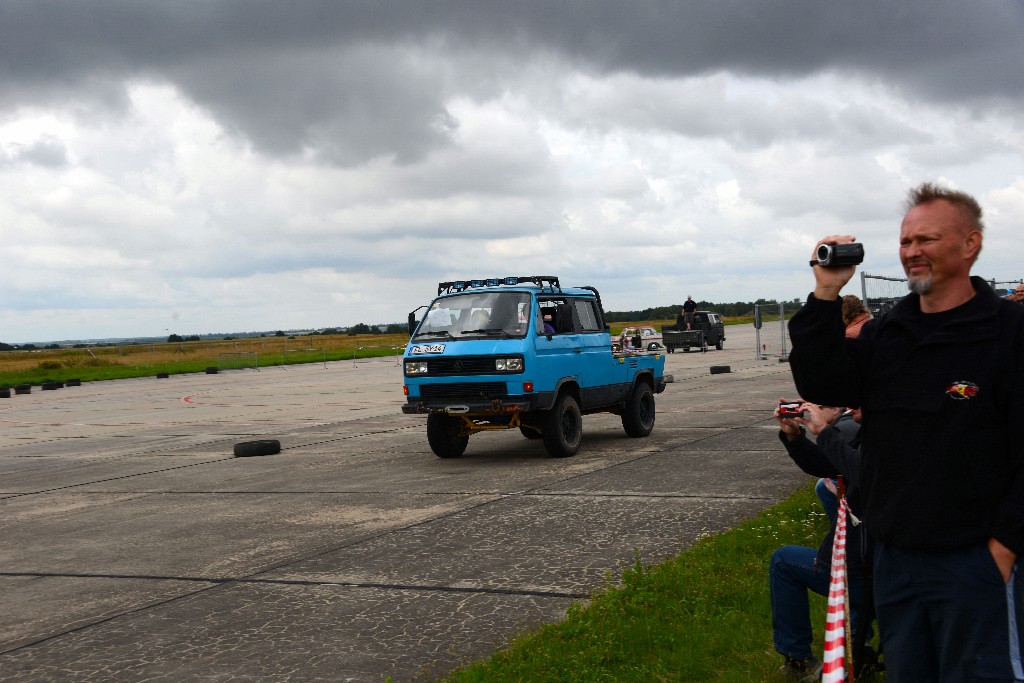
[427,356,501,376]
[420,382,508,401]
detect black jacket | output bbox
[788,277,1024,555]
[779,414,872,576]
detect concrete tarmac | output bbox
[0,324,802,682]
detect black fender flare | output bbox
[627,371,655,401]
[535,377,580,411]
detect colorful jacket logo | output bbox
[945,381,979,400]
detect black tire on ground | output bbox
[0,388,10,398]
[621,382,655,437]
[15,384,31,394]
[206,367,219,374]
[67,379,81,386]
[42,381,62,391]
[233,439,282,457]
[156,372,170,379]
[426,413,469,458]
[715,339,724,350]
[542,394,583,458]
[710,365,731,374]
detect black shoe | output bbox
[779,654,822,682]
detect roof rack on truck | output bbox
[436,275,561,296]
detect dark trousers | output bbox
[874,542,1024,682]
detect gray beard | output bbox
[908,274,933,295]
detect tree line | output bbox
[603,299,793,323]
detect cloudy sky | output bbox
[2,1,1023,343]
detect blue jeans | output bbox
[874,542,1024,682]
[770,544,868,659]
[816,478,838,525]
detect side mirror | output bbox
[407,312,417,337]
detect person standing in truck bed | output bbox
[682,295,697,330]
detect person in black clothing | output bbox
[770,402,874,680]
[788,183,1024,682]
[682,295,697,330]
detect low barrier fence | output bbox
[352,345,406,368]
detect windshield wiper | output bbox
[415,331,455,339]
[462,328,512,337]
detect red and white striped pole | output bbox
[822,495,851,683]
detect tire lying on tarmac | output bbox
[233,439,282,457]
[710,365,731,375]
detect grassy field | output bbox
[441,483,879,682]
[0,333,410,387]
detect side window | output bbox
[574,299,601,332]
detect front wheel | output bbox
[542,394,582,457]
[427,413,468,458]
[715,339,724,350]
[621,383,655,437]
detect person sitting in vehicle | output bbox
[465,309,490,331]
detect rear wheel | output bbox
[427,413,468,458]
[621,383,655,437]
[542,394,582,457]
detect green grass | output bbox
[438,484,859,683]
[0,339,406,388]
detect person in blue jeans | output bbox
[771,402,873,681]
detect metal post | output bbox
[779,302,788,358]
[754,304,763,359]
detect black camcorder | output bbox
[812,242,864,268]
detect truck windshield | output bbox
[414,291,532,339]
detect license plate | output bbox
[411,344,446,354]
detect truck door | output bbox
[572,298,620,407]
[533,298,584,397]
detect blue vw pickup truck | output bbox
[402,276,672,458]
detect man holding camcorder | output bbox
[787,183,1024,682]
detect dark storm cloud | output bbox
[2,0,1021,164]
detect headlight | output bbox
[404,361,429,375]
[495,357,524,372]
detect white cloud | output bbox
[1,4,1023,342]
